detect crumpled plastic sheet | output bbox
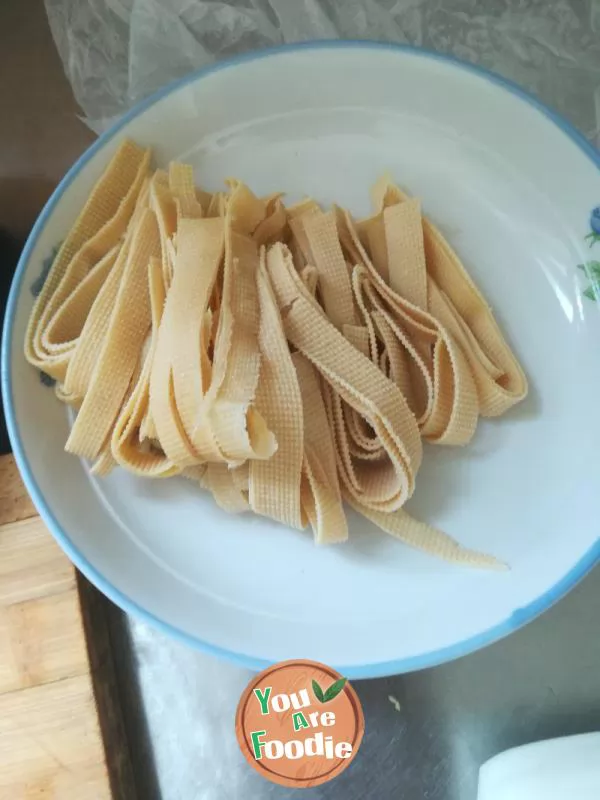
[45,0,600,142]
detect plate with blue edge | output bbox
[3,42,600,677]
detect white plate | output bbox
[3,43,600,678]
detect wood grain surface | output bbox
[0,456,36,526]
[0,454,112,799]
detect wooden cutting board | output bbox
[0,454,113,799]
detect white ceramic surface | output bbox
[477,733,600,800]
[3,43,600,677]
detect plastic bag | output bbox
[45,0,600,141]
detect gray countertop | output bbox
[3,2,600,799]
[108,570,600,800]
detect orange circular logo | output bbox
[235,659,364,788]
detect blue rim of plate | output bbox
[3,40,600,679]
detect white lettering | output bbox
[264,739,284,759]
[335,742,353,759]
[271,694,291,713]
[284,740,304,760]
[324,735,335,759]
[290,689,310,710]
[305,732,324,756]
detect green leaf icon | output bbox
[585,232,600,247]
[580,261,600,279]
[323,677,348,702]
[583,286,598,301]
[312,679,325,703]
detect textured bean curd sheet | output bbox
[25,140,528,568]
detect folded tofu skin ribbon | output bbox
[25,140,527,568]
